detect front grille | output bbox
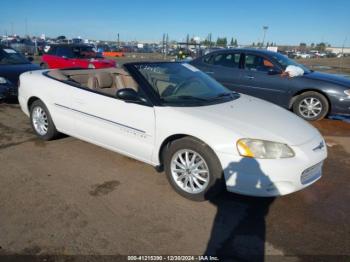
[301,162,323,185]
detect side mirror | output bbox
[267,68,282,75]
[27,57,34,62]
[116,88,140,102]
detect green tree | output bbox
[252,42,255,47]
[216,37,227,47]
[316,42,326,52]
[299,42,307,51]
[202,39,214,46]
[230,37,234,46]
[233,39,238,47]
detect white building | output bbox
[326,47,350,54]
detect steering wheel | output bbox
[172,76,202,95]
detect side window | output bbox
[56,47,74,58]
[244,54,274,72]
[46,46,57,55]
[203,54,213,64]
[213,53,241,68]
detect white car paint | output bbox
[18,70,327,197]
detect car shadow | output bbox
[204,158,277,261]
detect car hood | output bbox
[0,63,40,84]
[302,71,350,87]
[170,95,320,146]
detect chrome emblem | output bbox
[313,141,325,151]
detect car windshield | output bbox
[134,62,239,106]
[272,52,311,73]
[0,48,29,65]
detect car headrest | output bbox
[94,72,114,89]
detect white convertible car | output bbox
[18,62,327,201]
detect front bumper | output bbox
[217,135,327,197]
[0,83,17,100]
[330,95,350,116]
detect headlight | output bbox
[0,77,8,84]
[344,89,350,97]
[237,138,295,159]
[88,63,95,69]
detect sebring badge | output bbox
[313,141,325,151]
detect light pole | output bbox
[262,26,268,47]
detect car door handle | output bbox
[205,71,214,75]
[244,75,255,79]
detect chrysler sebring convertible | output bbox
[18,62,327,201]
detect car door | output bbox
[70,46,89,68]
[192,52,244,92]
[55,47,75,68]
[237,53,292,107]
[68,80,155,164]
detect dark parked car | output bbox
[0,45,40,100]
[191,49,350,121]
[10,38,36,56]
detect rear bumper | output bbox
[217,135,327,197]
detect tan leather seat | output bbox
[87,72,118,96]
[115,74,138,91]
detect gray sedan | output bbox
[191,49,350,121]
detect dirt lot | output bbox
[0,103,349,261]
[296,56,350,75]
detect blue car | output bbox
[191,49,350,121]
[0,45,40,101]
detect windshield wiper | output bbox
[210,92,237,100]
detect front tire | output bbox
[163,137,225,201]
[293,91,329,121]
[30,100,59,140]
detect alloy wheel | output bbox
[32,106,49,135]
[298,97,323,119]
[170,149,210,194]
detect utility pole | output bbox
[340,36,348,73]
[262,26,268,47]
[208,33,212,48]
[165,33,169,58]
[162,33,165,59]
[25,17,28,36]
[117,33,120,47]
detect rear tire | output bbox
[30,100,59,140]
[293,91,329,121]
[163,137,225,201]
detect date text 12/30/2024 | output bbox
[127,256,219,261]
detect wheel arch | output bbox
[289,88,331,113]
[27,96,41,111]
[157,134,214,171]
